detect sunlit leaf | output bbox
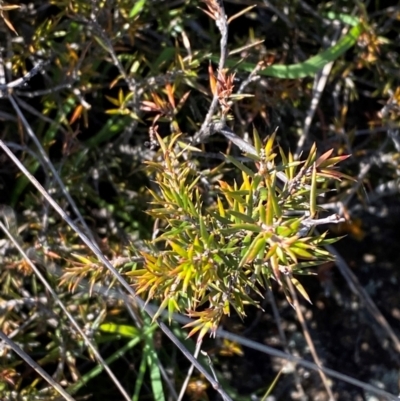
[129,0,147,18]
[310,163,317,217]
[99,323,140,338]
[239,234,266,266]
[291,277,312,304]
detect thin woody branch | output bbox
[0,60,48,96]
[193,0,229,143]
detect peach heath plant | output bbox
[128,129,352,340]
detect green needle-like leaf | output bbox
[239,233,266,266]
[291,277,312,304]
[225,154,255,177]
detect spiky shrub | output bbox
[128,130,351,339]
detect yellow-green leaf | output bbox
[291,277,312,304]
[99,323,140,338]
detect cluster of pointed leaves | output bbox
[128,131,351,340]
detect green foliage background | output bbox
[0,0,399,400]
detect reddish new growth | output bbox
[209,64,235,115]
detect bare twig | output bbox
[0,60,48,94]
[287,277,335,401]
[340,137,390,212]
[14,82,73,97]
[263,0,293,28]
[295,25,343,158]
[14,95,70,135]
[177,340,203,401]
[324,242,400,356]
[194,121,288,183]
[193,0,229,143]
[265,286,307,400]
[0,330,76,401]
[217,328,398,400]
[8,94,97,245]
